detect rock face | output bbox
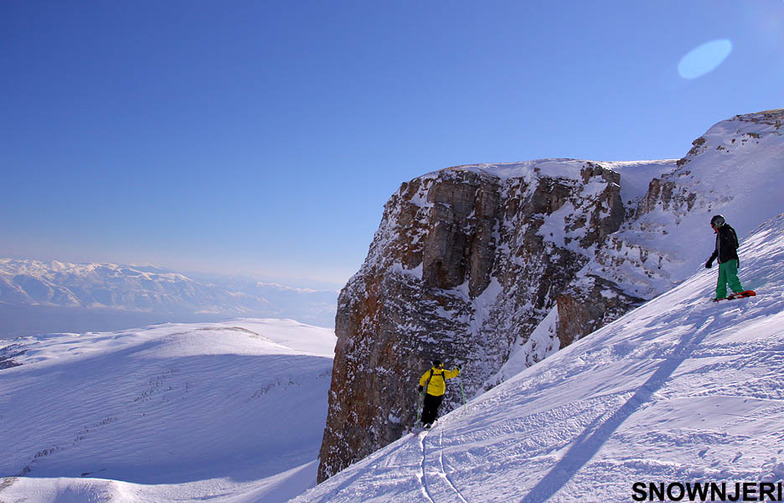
[317,109,784,482]
[316,160,644,481]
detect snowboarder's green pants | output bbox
[716,259,743,299]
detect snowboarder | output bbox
[705,214,745,300]
[418,360,460,428]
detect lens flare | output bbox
[678,39,733,79]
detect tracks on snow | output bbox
[418,425,469,503]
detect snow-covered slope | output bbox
[588,110,784,299]
[445,111,784,301]
[294,212,784,502]
[0,319,336,502]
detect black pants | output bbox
[421,393,444,425]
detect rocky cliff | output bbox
[317,109,784,482]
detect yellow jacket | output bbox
[419,367,460,397]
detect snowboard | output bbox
[713,290,757,302]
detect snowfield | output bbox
[0,319,336,503]
[294,212,784,502]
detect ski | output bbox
[409,421,434,435]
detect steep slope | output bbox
[297,211,784,502]
[587,109,784,298]
[318,159,664,480]
[0,319,336,502]
[318,109,784,480]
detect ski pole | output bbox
[415,388,423,425]
[459,374,466,406]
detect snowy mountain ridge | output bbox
[296,211,784,503]
[0,259,338,335]
[586,109,784,299]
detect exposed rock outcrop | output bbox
[318,109,784,482]
[317,160,643,481]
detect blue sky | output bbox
[1,1,782,288]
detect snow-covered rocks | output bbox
[318,109,784,481]
[319,159,643,482]
[297,212,784,503]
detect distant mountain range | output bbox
[0,259,338,337]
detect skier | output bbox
[705,214,745,300]
[418,360,460,428]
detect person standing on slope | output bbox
[418,360,460,428]
[705,214,745,300]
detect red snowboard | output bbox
[713,290,757,302]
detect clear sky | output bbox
[1,1,782,289]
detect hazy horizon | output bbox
[2,1,782,286]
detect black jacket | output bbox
[709,224,740,265]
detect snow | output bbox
[0,260,339,337]
[459,159,601,182]
[602,159,678,203]
[443,158,677,203]
[581,114,784,300]
[293,212,784,502]
[2,112,783,502]
[490,303,560,386]
[430,113,782,305]
[0,319,336,502]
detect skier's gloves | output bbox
[705,259,713,269]
[418,386,423,392]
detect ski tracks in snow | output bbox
[417,431,436,503]
[521,315,719,503]
[418,425,469,503]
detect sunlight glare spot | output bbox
[678,39,733,80]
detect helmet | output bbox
[710,215,725,228]
[433,359,443,367]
